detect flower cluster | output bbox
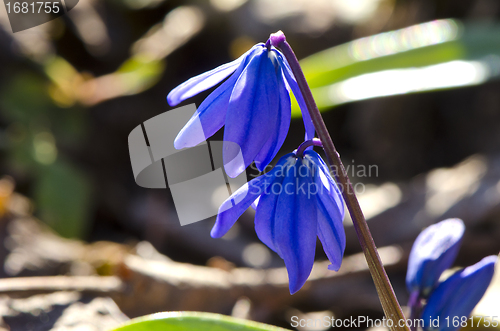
[406,218,497,331]
[167,32,342,293]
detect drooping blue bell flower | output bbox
[167,33,314,178]
[421,255,497,331]
[406,218,465,297]
[210,148,345,294]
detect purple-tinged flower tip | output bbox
[422,255,497,331]
[211,149,345,294]
[168,39,311,177]
[406,218,465,297]
[269,30,286,48]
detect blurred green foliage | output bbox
[33,160,91,238]
[1,71,90,238]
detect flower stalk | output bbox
[270,31,409,331]
[296,138,323,157]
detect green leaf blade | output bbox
[291,19,500,117]
[111,312,291,331]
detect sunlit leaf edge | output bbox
[111,311,291,331]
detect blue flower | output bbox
[210,149,345,294]
[421,255,497,331]
[406,219,465,297]
[167,37,314,178]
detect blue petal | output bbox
[211,173,271,238]
[300,151,344,271]
[304,150,346,271]
[422,255,497,331]
[406,218,465,296]
[174,47,262,149]
[223,48,280,178]
[274,159,318,294]
[275,50,315,140]
[311,174,345,271]
[253,55,292,171]
[254,154,296,254]
[167,45,263,106]
[317,202,345,272]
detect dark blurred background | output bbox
[0,0,500,330]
